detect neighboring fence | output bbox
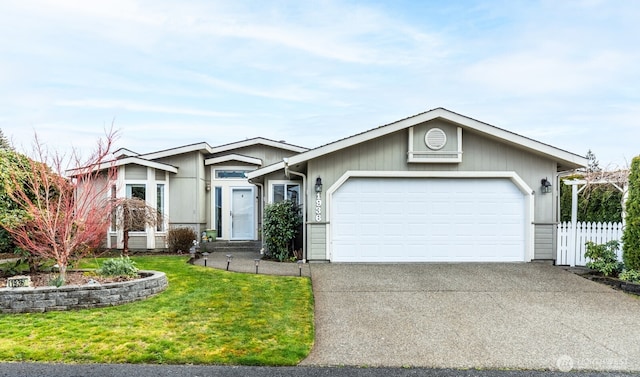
[556,222,624,266]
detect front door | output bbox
[231,187,254,240]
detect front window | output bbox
[156,184,165,231]
[273,183,300,204]
[215,186,222,238]
[126,184,146,231]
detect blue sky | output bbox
[1,0,638,168]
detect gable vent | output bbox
[425,128,447,150]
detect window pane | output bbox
[273,184,285,203]
[110,185,117,232]
[215,170,250,179]
[287,184,300,204]
[126,184,146,200]
[156,184,165,232]
[125,184,146,231]
[215,187,222,237]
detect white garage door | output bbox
[331,178,525,262]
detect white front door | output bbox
[231,187,255,240]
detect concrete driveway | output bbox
[300,263,640,371]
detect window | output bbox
[156,184,165,231]
[215,186,222,238]
[110,185,117,232]
[272,183,300,204]
[126,184,146,231]
[215,170,251,179]
[126,184,146,200]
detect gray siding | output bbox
[305,119,559,260]
[534,224,555,260]
[308,223,327,260]
[211,145,300,166]
[125,164,148,180]
[129,235,147,250]
[156,152,208,232]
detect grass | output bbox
[0,256,314,365]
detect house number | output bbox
[315,192,322,222]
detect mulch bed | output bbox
[0,271,135,289]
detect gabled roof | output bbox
[247,107,588,179]
[113,148,140,158]
[205,154,263,166]
[136,137,307,161]
[67,156,178,176]
[208,137,308,154]
[138,142,214,160]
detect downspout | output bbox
[283,158,307,263]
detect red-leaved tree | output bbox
[3,129,118,283]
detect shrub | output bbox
[584,240,623,277]
[98,256,138,278]
[619,269,640,283]
[559,174,623,223]
[623,156,640,270]
[263,200,302,262]
[167,227,197,253]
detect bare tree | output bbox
[113,197,160,255]
[2,129,118,283]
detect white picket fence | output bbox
[556,221,624,266]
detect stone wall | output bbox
[0,270,168,314]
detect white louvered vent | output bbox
[424,128,447,150]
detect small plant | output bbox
[584,240,623,277]
[167,227,197,253]
[619,269,640,283]
[49,275,65,287]
[98,256,138,278]
[0,258,28,278]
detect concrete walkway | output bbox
[191,251,311,277]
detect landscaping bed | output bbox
[0,271,135,288]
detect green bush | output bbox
[559,175,623,223]
[98,256,138,278]
[619,269,640,283]
[263,200,302,262]
[623,156,640,270]
[167,227,197,253]
[584,240,623,277]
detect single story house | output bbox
[107,108,587,263]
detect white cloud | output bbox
[55,99,239,118]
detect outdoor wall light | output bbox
[202,252,209,267]
[315,177,323,193]
[254,259,260,274]
[226,254,233,271]
[297,260,303,277]
[541,177,552,194]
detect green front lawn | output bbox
[0,256,314,365]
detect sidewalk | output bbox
[191,251,312,277]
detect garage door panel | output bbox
[331,178,525,262]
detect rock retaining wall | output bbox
[0,270,168,314]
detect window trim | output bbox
[269,180,302,205]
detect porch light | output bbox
[202,252,209,267]
[254,259,260,274]
[541,178,552,194]
[226,254,233,271]
[297,260,303,277]
[315,177,323,193]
